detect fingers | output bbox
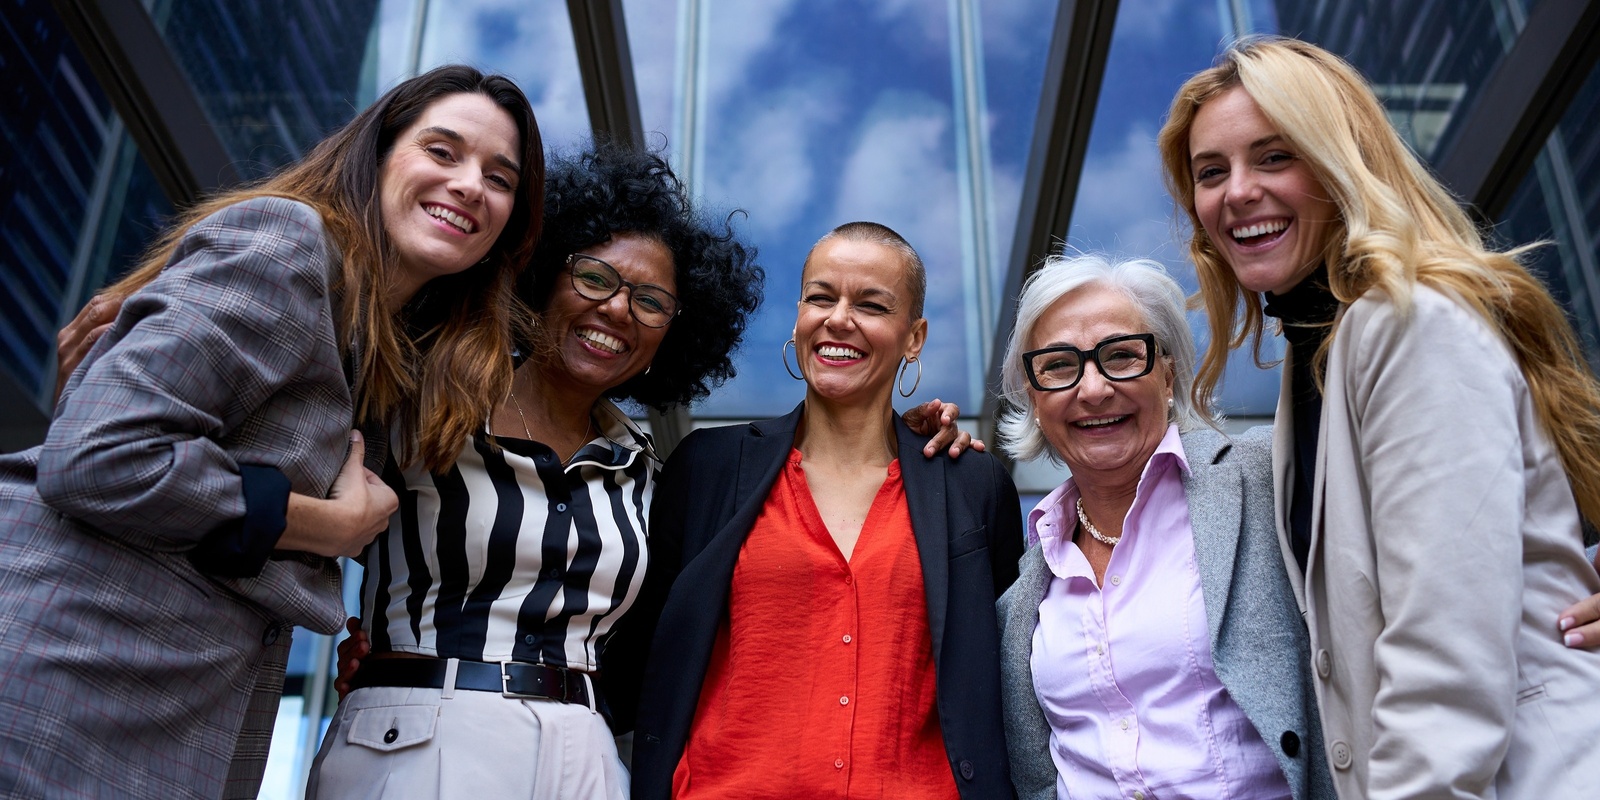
[55,298,120,402]
[1560,593,1600,648]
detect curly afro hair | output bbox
[519,144,764,410]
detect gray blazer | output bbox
[997,427,1335,800]
[0,197,356,799]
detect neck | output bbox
[516,360,603,441]
[1072,473,1139,538]
[795,391,897,468]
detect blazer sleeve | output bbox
[600,429,699,731]
[987,452,1024,594]
[1342,292,1525,798]
[36,197,336,552]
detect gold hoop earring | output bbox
[782,339,803,381]
[897,356,922,398]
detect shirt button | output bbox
[1133,793,1145,800]
[834,758,844,769]
[1315,648,1332,678]
[839,696,849,706]
[1096,643,1104,655]
[842,634,851,644]
[556,503,567,512]
[1109,574,1121,586]
[262,625,280,647]
[844,576,852,585]
[1120,718,1130,731]
[383,727,399,744]
[524,634,537,645]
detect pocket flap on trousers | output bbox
[347,705,438,752]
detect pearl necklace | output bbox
[1075,496,1120,546]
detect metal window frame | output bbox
[1434,0,1600,221]
[567,0,692,455]
[47,0,240,207]
[978,0,1121,452]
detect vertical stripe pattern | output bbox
[363,400,655,671]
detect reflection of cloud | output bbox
[1115,0,1193,43]
[620,0,679,143]
[1067,122,1179,261]
[702,0,803,105]
[417,0,592,147]
[703,80,844,237]
[831,93,976,403]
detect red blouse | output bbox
[672,451,957,800]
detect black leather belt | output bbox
[351,658,596,710]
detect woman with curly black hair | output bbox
[307,144,764,799]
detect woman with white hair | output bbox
[995,253,1334,800]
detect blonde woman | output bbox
[1157,36,1600,798]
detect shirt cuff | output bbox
[189,464,291,578]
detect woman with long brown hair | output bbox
[0,64,543,799]
[1158,36,1600,798]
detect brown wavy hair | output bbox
[102,64,544,472]
[1157,36,1600,528]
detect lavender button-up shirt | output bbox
[1028,424,1290,800]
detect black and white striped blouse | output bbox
[362,400,656,671]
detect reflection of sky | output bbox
[368,0,1285,420]
[1066,0,1283,418]
[369,0,595,148]
[620,0,1056,416]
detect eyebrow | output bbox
[419,126,522,176]
[1190,133,1285,162]
[803,279,896,300]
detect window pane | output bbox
[624,0,1057,416]
[0,0,172,428]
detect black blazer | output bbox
[621,403,1024,800]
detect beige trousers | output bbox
[306,664,628,799]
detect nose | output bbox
[1075,360,1115,404]
[824,300,854,331]
[1223,168,1262,207]
[595,285,633,322]
[447,165,485,205]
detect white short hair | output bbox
[998,253,1212,463]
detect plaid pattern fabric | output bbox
[0,197,354,798]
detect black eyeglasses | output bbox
[1022,333,1159,392]
[565,253,681,328]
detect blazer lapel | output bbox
[1181,430,1243,651]
[895,416,949,668]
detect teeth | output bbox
[425,205,474,233]
[1231,219,1286,240]
[1074,416,1126,428]
[818,345,864,359]
[578,329,624,354]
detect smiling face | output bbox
[1188,86,1340,296]
[380,92,522,305]
[794,238,927,408]
[1027,284,1174,487]
[541,232,676,400]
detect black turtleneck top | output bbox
[1262,270,1340,574]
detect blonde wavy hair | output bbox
[1157,35,1600,529]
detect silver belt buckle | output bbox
[499,660,539,700]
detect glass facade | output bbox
[0,0,171,413]
[1498,59,1600,370]
[622,0,1057,416]
[3,0,1597,795]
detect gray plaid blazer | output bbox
[0,197,360,799]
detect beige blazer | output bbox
[1274,283,1600,798]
